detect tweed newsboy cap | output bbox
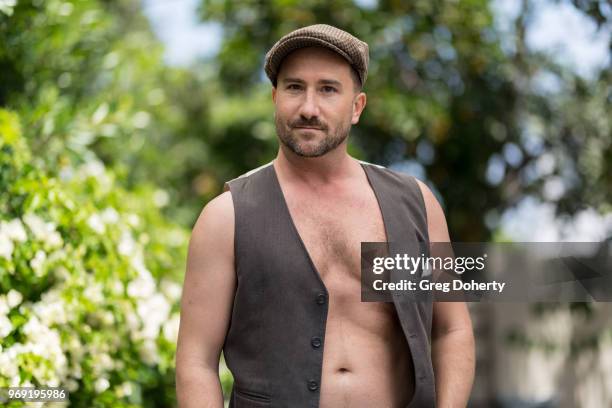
[264,24,369,87]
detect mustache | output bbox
[290,119,327,130]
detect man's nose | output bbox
[298,89,320,119]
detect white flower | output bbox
[153,189,169,207]
[101,310,115,325]
[0,315,13,337]
[100,124,117,137]
[6,289,22,308]
[23,213,50,239]
[67,336,85,360]
[167,229,186,247]
[118,230,136,256]
[66,379,79,392]
[127,263,156,298]
[0,0,17,17]
[22,318,66,378]
[130,253,149,275]
[1,219,27,242]
[58,165,74,181]
[111,280,124,295]
[116,381,133,398]
[138,293,170,340]
[101,207,119,224]
[47,377,60,387]
[92,103,109,125]
[139,339,159,365]
[95,377,110,393]
[127,275,155,299]
[46,230,63,248]
[30,250,47,276]
[163,314,180,343]
[87,213,106,234]
[80,160,105,179]
[23,214,62,248]
[126,311,141,333]
[33,297,67,326]
[46,247,67,265]
[93,352,114,372]
[0,233,14,259]
[71,362,83,379]
[22,315,44,339]
[132,111,151,129]
[83,282,104,304]
[0,350,19,378]
[160,279,182,301]
[55,266,71,281]
[126,213,140,227]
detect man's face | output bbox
[272,46,366,158]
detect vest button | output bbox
[307,380,319,391]
[316,293,326,305]
[311,336,322,349]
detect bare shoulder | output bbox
[413,178,450,242]
[189,191,234,255]
[192,191,234,232]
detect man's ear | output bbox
[272,87,277,103]
[351,92,367,125]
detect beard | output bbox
[274,113,352,157]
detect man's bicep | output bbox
[177,191,236,370]
[415,179,472,333]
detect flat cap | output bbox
[264,24,369,87]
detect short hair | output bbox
[349,66,363,94]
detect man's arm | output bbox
[176,192,236,408]
[416,180,475,408]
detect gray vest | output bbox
[224,161,435,408]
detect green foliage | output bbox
[0,109,186,406]
[0,0,197,405]
[0,0,224,228]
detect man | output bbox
[176,24,475,408]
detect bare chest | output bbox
[284,187,387,281]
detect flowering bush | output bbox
[0,109,188,406]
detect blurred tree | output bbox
[0,0,222,227]
[196,0,611,241]
[1,1,191,406]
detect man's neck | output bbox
[274,145,359,187]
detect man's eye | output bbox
[322,86,337,93]
[287,84,301,90]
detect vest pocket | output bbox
[233,387,271,407]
